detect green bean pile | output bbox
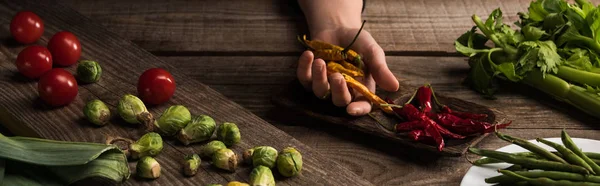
[468,130,600,185]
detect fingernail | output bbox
[348,107,362,116]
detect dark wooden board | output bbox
[0,0,373,185]
[272,79,507,156]
[56,0,600,54]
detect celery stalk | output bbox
[556,66,600,87]
[522,69,600,118]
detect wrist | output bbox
[299,0,364,37]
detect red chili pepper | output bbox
[408,129,425,141]
[422,117,466,139]
[423,123,444,151]
[430,112,511,135]
[395,120,423,131]
[417,85,433,113]
[441,105,488,121]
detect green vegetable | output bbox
[216,122,241,147]
[536,138,595,174]
[455,0,600,119]
[498,169,600,185]
[243,147,255,165]
[251,146,278,168]
[137,156,161,179]
[206,184,223,186]
[154,105,192,136]
[117,94,154,126]
[468,147,589,174]
[212,148,238,172]
[249,165,275,186]
[0,133,129,185]
[486,170,600,184]
[76,60,102,83]
[496,132,567,164]
[130,132,163,159]
[83,99,110,126]
[562,129,600,175]
[183,154,201,177]
[199,140,227,158]
[226,181,249,186]
[177,115,216,145]
[276,147,303,177]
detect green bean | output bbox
[503,165,527,171]
[585,152,600,160]
[468,148,589,174]
[499,170,600,186]
[495,132,568,164]
[562,129,600,175]
[486,171,600,183]
[474,152,549,165]
[537,138,595,174]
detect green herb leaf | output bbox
[523,25,546,41]
[467,54,497,97]
[528,0,549,22]
[586,8,600,43]
[518,40,563,76]
[494,62,523,82]
[543,0,568,13]
[543,13,567,31]
[565,7,593,37]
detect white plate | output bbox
[460,137,600,186]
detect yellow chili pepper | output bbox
[341,73,393,114]
[327,62,364,77]
[339,60,363,74]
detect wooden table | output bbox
[7,0,600,185]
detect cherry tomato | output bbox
[38,68,78,107]
[47,31,81,66]
[15,45,52,79]
[138,68,176,105]
[10,11,44,44]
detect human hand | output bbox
[296,27,399,116]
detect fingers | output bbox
[352,31,400,92]
[297,50,314,89]
[329,73,351,107]
[347,74,376,116]
[311,59,330,99]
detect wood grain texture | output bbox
[0,1,372,185]
[163,56,600,131]
[161,55,600,185]
[56,0,600,54]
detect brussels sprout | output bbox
[137,156,161,179]
[276,147,303,177]
[117,94,153,126]
[207,184,224,186]
[77,60,102,83]
[242,147,255,165]
[212,148,238,172]
[249,165,275,186]
[154,105,191,136]
[83,99,110,126]
[252,146,278,168]
[199,140,227,158]
[226,182,249,186]
[216,122,241,147]
[177,115,216,145]
[130,132,163,159]
[183,154,201,176]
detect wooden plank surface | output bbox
[57,0,600,54]
[0,1,372,185]
[161,56,600,185]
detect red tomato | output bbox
[47,31,81,66]
[138,68,176,105]
[10,11,44,44]
[15,45,52,79]
[38,69,78,107]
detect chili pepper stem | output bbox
[405,88,419,106]
[341,20,367,55]
[428,84,445,108]
[297,35,315,50]
[379,104,403,108]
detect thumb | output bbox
[353,33,399,92]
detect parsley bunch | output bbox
[456,0,600,118]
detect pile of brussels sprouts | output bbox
[83,94,302,185]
